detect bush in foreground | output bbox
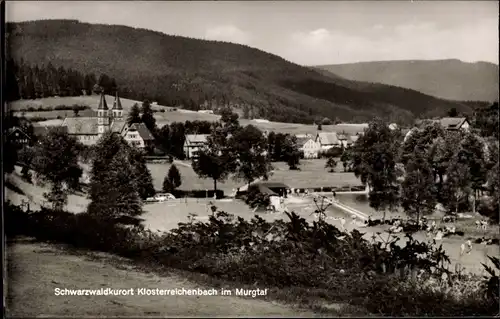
[5,202,499,316]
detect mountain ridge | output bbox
[6,19,475,125]
[315,59,499,102]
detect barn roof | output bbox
[316,132,340,145]
[256,181,290,189]
[128,123,155,141]
[185,134,209,143]
[439,117,468,130]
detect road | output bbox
[6,239,324,317]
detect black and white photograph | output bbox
[3,0,499,317]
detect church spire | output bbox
[112,91,123,110]
[98,93,108,110]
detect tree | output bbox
[443,154,472,213]
[163,175,174,193]
[92,84,103,95]
[472,102,499,139]
[192,151,232,195]
[230,125,272,185]
[167,164,182,190]
[458,133,488,210]
[31,129,82,210]
[88,132,142,219]
[128,103,141,125]
[4,140,18,174]
[325,156,337,172]
[401,147,437,223]
[350,120,401,220]
[129,148,155,199]
[340,149,350,172]
[282,135,301,169]
[447,107,459,117]
[141,100,156,134]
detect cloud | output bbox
[204,25,251,45]
[280,21,498,65]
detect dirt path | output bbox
[6,239,322,317]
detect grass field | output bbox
[6,166,499,276]
[147,159,362,194]
[9,96,368,135]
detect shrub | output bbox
[244,185,271,209]
[5,201,499,317]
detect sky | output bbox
[6,1,499,66]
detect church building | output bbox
[61,92,154,148]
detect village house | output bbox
[183,134,209,159]
[60,92,155,149]
[298,137,321,159]
[315,132,341,150]
[337,133,354,148]
[438,117,470,131]
[406,117,471,142]
[7,126,31,147]
[121,122,155,149]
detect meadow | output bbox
[147,159,362,195]
[9,95,368,135]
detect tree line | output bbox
[347,102,499,223]
[5,59,119,101]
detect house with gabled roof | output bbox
[183,134,210,159]
[7,126,31,146]
[122,122,155,149]
[438,117,470,131]
[315,132,341,150]
[298,137,321,159]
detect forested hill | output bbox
[6,20,471,124]
[315,60,499,102]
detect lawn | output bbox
[147,163,242,194]
[147,160,362,195]
[270,160,362,189]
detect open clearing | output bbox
[10,95,368,135]
[6,239,323,317]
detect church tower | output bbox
[112,91,123,120]
[97,93,110,137]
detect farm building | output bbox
[315,132,341,150]
[242,181,291,198]
[183,134,209,159]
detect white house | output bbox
[315,132,341,150]
[439,117,470,132]
[122,123,155,149]
[184,134,209,159]
[299,138,321,159]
